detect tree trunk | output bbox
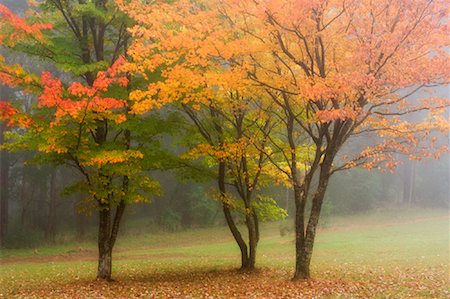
[97,245,112,280]
[75,208,86,238]
[218,162,249,269]
[408,161,416,206]
[95,122,128,280]
[295,250,311,280]
[96,197,126,280]
[223,204,249,268]
[253,210,260,243]
[402,160,416,206]
[0,122,9,247]
[244,211,258,271]
[293,185,308,279]
[20,172,35,228]
[97,206,112,280]
[293,161,331,280]
[45,168,58,241]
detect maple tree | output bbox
[180,97,287,270]
[0,0,163,280]
[123,0,449,280]
[121,0,287,270]
[199,0,449,280]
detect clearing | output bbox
[0,208,448,298]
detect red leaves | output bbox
[0,4,52,45]
[0,101,17,122]
[38,57,129,122]
[93,57,129,91]
[39,71,64,107]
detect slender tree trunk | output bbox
[402,161,412,204]
[95,123,129,280]
[295,192,326,280]
[45,168,58,240]
[75,207,86,238]
[409,161,416,206]
[218,162,249,269]
[20,172,32,228]
[241,201,259,271]
[222,204,249,268]
[0,122,9,246]
[293,185,308,279]
[253,210,260,243]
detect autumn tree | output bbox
[126,0,449,280]
[202,0,449,280]
[0,1,161,280]
[181,96,286,270]
[121,0,286,270]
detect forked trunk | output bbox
[95,128,129,281]
[218,162,250,270]
[222,200,249,269]
[293,160,331,280]
[96,196,126,281]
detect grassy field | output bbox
[0,208,448,298]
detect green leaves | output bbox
[253,196,287,222]
[58,61,109,76]
[124,175,161,204]
[72,2,108,21]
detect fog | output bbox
[1,122,448,248]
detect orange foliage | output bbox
[0,101,17,122]
[0,101,31,128]
[0,4,52,45]
[122,0,449,173]
[0,56,39,90]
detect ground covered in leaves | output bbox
[5,266,449,298]
[1,209,449,298]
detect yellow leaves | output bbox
[129,86,160,114]
[85,150,144,167]
[0,56,40,91]
[185,139,250,162]
[38,142,68,154]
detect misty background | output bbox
[1,80,448,248]
[0,0,448,250]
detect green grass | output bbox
[0,208,449,298]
